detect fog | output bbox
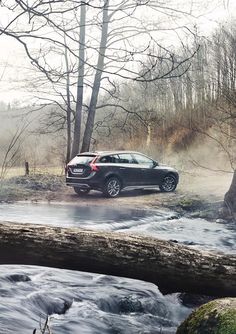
[0,0,235,200]
[0,100,232,200]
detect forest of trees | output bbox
[0,0,236,215]
[0,0,202,158]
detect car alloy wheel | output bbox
[160,175,177,192]
[104,177,121,198]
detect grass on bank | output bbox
[0,173,65,202]
[3,166,64,179]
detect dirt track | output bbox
[31,169,231,209]
[1,170,232,220]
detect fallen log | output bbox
[0,221,235,297]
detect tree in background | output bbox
[0,122,28,180]
[210,24,236,218]
[0,0,199,160]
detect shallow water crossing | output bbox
[0,203,235,333]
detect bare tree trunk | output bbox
[0,221,236,297]
[224,170,236,219]
[81,0,109,152]
[64,34,72,163]
[71,2,86,157]
[66,102,72,163]
[0,123,28,179]
[185,74,193,128]
[146,124,151,147]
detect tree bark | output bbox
[0,221,236,297]
[64,33,72,163]
[81,0,109,152]
[71,2,86,157]
[224,170,236,220]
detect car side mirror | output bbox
[152,161,158,168]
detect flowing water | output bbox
[0,203,235,333]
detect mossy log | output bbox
[0,221,236,296]
[177,298,236,334]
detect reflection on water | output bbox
[0,203,235,333]
[0,202,235,253]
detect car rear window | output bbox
[74,155,95,164]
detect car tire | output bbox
[160,175,177,192]
[73,187,90,196]
[103,177,121,198]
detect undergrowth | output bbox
[0,174,65,202]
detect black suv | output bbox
[66,151,179,197]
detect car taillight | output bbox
[89,156,99,172]
[90,163,99,172]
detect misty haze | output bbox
[0,0,236,333]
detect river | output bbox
[0,203,235,333]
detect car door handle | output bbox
[119,167,125,170]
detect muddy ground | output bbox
[0,170,233,221]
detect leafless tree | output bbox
[0,122,28,180]
[0,0,200,159]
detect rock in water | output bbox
[6,274,31,282]
[176,298,236,334]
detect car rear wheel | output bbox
[73,187,90,196]
[103,177,121,198]
[160,175,177,192]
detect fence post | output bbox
[25,161,29,176]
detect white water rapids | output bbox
[0,203,235,333]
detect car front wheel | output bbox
[103,177,121,198]
[73,187,90,196]
[160,175,177,192]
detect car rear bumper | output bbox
[66,182,90,189]
[66,176,101,190]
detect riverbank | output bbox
[0,172,231,222]
[0,173,235,334]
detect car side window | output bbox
[99,155,119,163]
[111,155,120,163]
[99,155,112,163]
[132,153,154,167]
[118,153,135,164]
